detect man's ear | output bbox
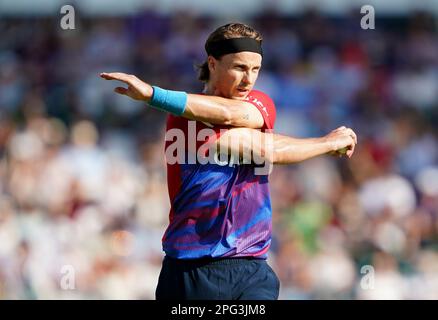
[207,56,217,73]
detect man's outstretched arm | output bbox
[214,126,358,164]
[100,72,264,128]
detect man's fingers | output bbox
[329,127,357,159]
[100,72,128,81]
[346,128,357,144]
[347,141,355,158]
[100,72,121,80]
[334,126,357,145]
[100,72,111,79]
[114,87,128,95]
[100,72,133,84]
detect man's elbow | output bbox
[221,108,233,126]
[263,146,276,164]
[251,134,275,164]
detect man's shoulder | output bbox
[246,90,275,108]
[248,89,266,96]
[245,90,276,130]
[247,90,274,102]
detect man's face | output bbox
[208,51,262,100]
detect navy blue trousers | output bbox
[155,256,280,300]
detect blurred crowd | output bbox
[0,9,437,299]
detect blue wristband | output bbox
[150,86,187,116]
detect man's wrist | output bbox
[149,86,188,116]
[322,136,336,153]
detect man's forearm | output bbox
[216,128,335,165]
[269,134,332,164]
[184,94,264,128]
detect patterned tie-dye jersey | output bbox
[162,90,276,259]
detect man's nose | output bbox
[242,71,253,85]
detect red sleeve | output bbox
[245,90,276,131]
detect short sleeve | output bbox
[245,90,276,131]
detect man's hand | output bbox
[100,72,153,103]
[325,126,357,158]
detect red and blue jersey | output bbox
[162,90,276,259]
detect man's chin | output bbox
[232,91,250,100]
[231,96,247,100]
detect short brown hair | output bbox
[196,23,263,83]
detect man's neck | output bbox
[203,82,216,96]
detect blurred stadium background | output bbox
[0,0,437,299]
